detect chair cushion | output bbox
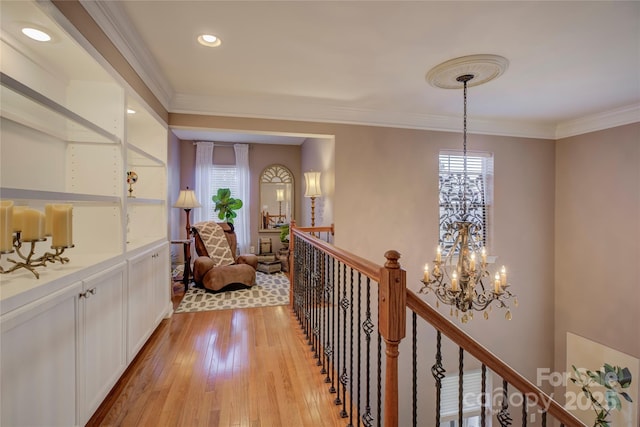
[192,221,235,267]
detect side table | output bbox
[170,238,193,289]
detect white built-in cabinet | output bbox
[127,242,170,362]
[0,1,171,425]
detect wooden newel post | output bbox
[288,220,296,308]
[379,250,406,427]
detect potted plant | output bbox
[212,188,243,225]
[279,224,290,249]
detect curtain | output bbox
[193,141,214,224]
[233,144,250,254]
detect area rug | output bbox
[174,271,289,313]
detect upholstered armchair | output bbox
[191,222,258,291]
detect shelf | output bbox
[0,73,121,145]
[125,197,164,205]
[127,145,164,167]
[0,188,120,204]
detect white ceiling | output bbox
[84,0,640,141]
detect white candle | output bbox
[500,266,507,287]
[436,245,442,263]
[12,206,26,233]
[52,204,73,248]
[21,208,45,241]
[423,263,429,282]
[44,204,54,236]
[481,247,487,264]
[451,271,458,291]
[494,272,501,293]
[0,200,14,252]
[469,252,476,270]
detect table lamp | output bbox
[173,187,201,238]
[304,171,322,227]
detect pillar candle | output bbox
[44,204,54,236]
[0,200,14,252]
[500,266,507,287]
[21,208,45,241]
[51,204,73,248]
[451,271,458,291]
[12,206,26,233]
[423,264,429,282]
[494,272,501,293]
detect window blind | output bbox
[208,165,238,221]
[440,369,486,422]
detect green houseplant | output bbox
[212,188,243,224]
[280,224,290,248]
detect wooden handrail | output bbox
[406,291,587,427]
[290,223,380,281]
[293,224,334,235]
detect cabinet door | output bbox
[127,250,153,362]
[151,243,171,326]
[80,263,127,424]
[1,282,81,426]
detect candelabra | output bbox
[419,221,517,323]
[1,233,73,279]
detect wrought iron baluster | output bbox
[339,264,349,418]
[481,364,487,427]
[522,393,527,427]
[325,256,334,385]
[304,242,311,343]
[362,277,374,427]
[334,262,342,405]
[356,272,362,426]
[348,267,355,426]
[412,311,417,427]
[329,257,337,394]
[497,379,513,426]
[459,347,464,427]
[320,252,327,375]
[541,411,547,427]
[312,247,319,358]
[431,331,445,426]
[376,286,382,427]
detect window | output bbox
[207,165,239,221]
[439,151,493,254]
[439,369,489,427]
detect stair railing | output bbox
[289,223,586,427]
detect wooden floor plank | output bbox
[87,299,348,427]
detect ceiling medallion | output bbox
[426,54,509,89]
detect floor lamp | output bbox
[304,171,322,227]
[173,187,201,238]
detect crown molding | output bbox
[80,1,638,141]
[555,103,640,139]
[79,0,173,109]
[171,92,559,139]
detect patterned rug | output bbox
[174,271,289,313]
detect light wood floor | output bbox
[87,290,348,427]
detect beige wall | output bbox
[176,139,301,253]
[301,137,335,227]
[555,123,640,404]
[169,113,557,382]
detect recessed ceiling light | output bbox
[127,108,136,114]
[21,27,52,42]
[197,34,222,47]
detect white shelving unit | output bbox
[0,1,170,425]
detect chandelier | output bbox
[420,56,516,323]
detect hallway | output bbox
[87,302,347,426]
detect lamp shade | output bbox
[173,188,201,209]
[276,188,285,202]
[304,171,322,198]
